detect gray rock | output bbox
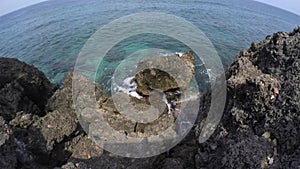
[0,116,17,169]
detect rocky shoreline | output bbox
[1,27,299,169]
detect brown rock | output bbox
[135,51,195,95]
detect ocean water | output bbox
[0,0,299,91]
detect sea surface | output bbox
[0,0,299,92]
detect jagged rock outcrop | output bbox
[0,70,105,168]
[195,27,300,169]
[0,58,54,121]
[0,27,299,169]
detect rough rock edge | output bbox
[0,27,299,169]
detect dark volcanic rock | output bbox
[7,71,106,168]
[0,27,299,169]
[9,112,39,129]
[0,116,17,169]
[0,58,54,121]
[33,110,78,151]
[64,134,103,160]
[195,27,300,169]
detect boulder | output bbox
[135,51,195,95]
[0,58,54,121]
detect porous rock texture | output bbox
[135,51,195,95]
[0,58,54,121]
[195,27,300,169]
[0,27,299,169]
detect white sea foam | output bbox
[162,94,172,114]
[175,52,183,57]
[158,52,184,57]
[206,68,217,81]
[173,94,200,104]
[129,91,143,99]
[123,76,135,87]
[113,76,143,99]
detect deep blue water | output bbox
[0,0,299,90]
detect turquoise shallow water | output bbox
[0,0,299,91]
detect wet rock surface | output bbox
[0,27,299,168]
[135,51,195,95]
